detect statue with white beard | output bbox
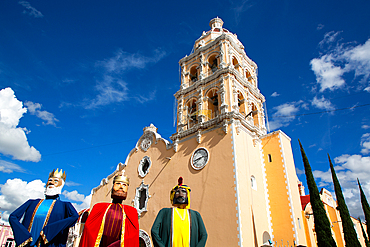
[9,169,79,247]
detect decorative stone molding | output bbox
[134,181,149,216]
[139,230,152,247]
[196,130,202,144]
[140,133,153,152]
[138,156,151,178]
[234,119,241,134]
[173,138,179,152]
[222,119,228,133]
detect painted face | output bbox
[45,177,64,196]
[173,187,188,205]
[46,177,63,188]
[111,181,128,200]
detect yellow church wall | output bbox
[325,203,344,247]
[278,132,308,246]
[261,131,296,246]
[90,125,242,246]
[302,210,313,247]
[231,124,271,246]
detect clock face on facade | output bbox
[191,148,209,170]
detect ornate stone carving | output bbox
[222,120,228,134]
[134,181,149,216]
[138,156,151,178]
[173,138,179,152]
[139,230,152,247]
[196,130,202,144]
[140,133,153,152]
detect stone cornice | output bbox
[170,111,266,141]
[179,33,257,69]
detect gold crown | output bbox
[49,168,66,181]
[113,173,130,185]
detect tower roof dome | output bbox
[209,17,224,29]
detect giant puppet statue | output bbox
[151,177,207,247]
[9,169,79,247]
[79,173,139,247]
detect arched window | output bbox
[246,70,255,86]
[246,70,251,79]
[232,56,242,74]
[206,89,219,121]
[251,103,259,126]
[232,57,238,67]
[208,55,218,74]
[237,92,245,115]
[138,156,151,178]
[189,66,198,84]
[186,99,197,128]
[134,182,149,216]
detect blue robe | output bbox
[9,197,78,247]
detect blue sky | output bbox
[1,0,370,222]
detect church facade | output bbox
[87,18,368,247]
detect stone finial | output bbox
[143,123,157,133]
[209,17,224,29]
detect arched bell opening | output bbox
[237,92,246,116]
[189,66,198,85]
[186,98,197,129]
[206,89,219,121]
[208,54,218,74]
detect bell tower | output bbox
[171,17,267,147]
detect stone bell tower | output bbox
[171,17,267,148]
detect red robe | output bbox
[79,203,139,247]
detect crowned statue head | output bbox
[111,172,130,203]
[170,177,191,209]
[45,168,66,197]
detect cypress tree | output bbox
[328,154,361,247]
[358,217,370,247]
[358,178,370,240]
[298,140,337,247]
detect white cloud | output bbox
[71,193,92,212]
[65,181,81,187]
[342,39,370,84]
[84,76,129,109]
[310,54,346,92]
[230,0,253,24]
[0,178,45,222]
[296,168,305,175]
[18,1,43,18]
[362,125,370,130]
[311,95,335,110]
[271,92,280,97]
[317,24,324,30]
[97,48,166,74]
[268,101,304,130]
[360,133,370,155]
[313,154,370,219]
[0,160,25,173]
[311,33,370,92]
[25,101,59,126]
[62,190,85,202]
[83,49,165,109]
[0,88,41,162]
[318,31,342,49]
